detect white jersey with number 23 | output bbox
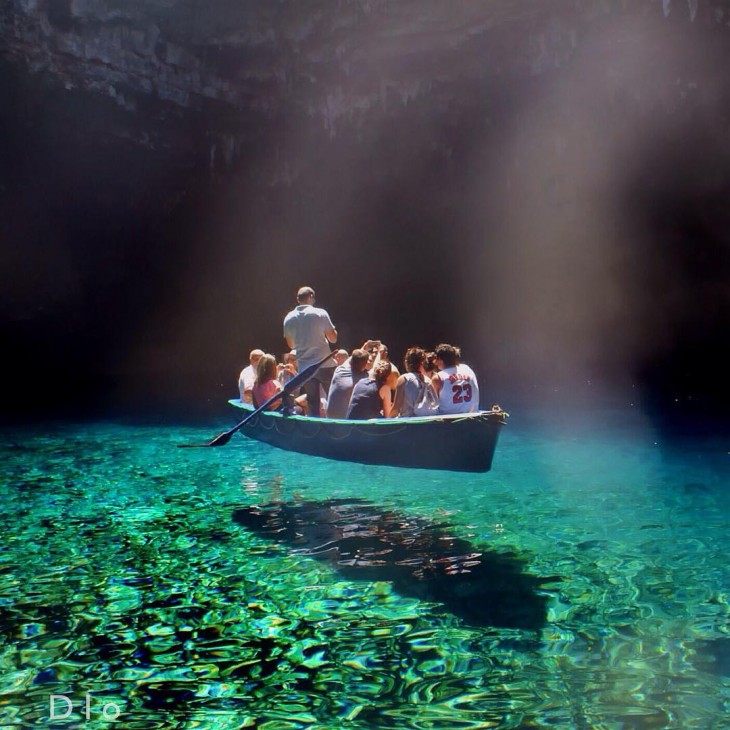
[436,365,480,414]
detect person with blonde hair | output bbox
[252,353,283,411]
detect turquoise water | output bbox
[1,404,728,728]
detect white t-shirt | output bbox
[238,364,256,403]
[283,305,335,369]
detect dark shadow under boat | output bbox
[233,499,555,631]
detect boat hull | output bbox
[228,400,506,472]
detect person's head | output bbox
[296,286,315,305]
[434,343,458,369]
[454,346,462,364]
[255,353,278,384]
[249,349,265,367]
[282,351,297,365]
[372,361,393,388]
[423,351,437,374]
[334,349,349,366]
[403,346,426,374]
[350,348,370,372]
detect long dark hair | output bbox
[403,347,426,373]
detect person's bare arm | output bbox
[390,374,406,417]
[325,328,338,344]
[380,385,393,418]
[285,335,295,349]
[431,373,443,398]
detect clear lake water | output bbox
[1,400,728,728]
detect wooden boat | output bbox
[227,400,508,472]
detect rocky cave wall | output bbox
[2,0,730,417]
[4,0,726,170]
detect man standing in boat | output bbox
[283,286,338,417]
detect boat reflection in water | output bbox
[233,499,555,630]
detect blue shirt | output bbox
[326,362,368,419]
[346,379,382,420]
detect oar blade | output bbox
[207,430,235,447]
[176,429,234,448]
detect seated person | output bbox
[377,344,400,378]
[430,343,480,414]
[238,348,264,403]
[277,351,298,388]
[325,340,379,419]
[346,361,396,419]
[390,347,428,418]
[423,351,438,379]
[326,347,370,419]
[286,383,330,417]
[297,384,328,417]
[320,384,329,417]
[252,353,283,410]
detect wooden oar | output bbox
[179,351,335,448]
